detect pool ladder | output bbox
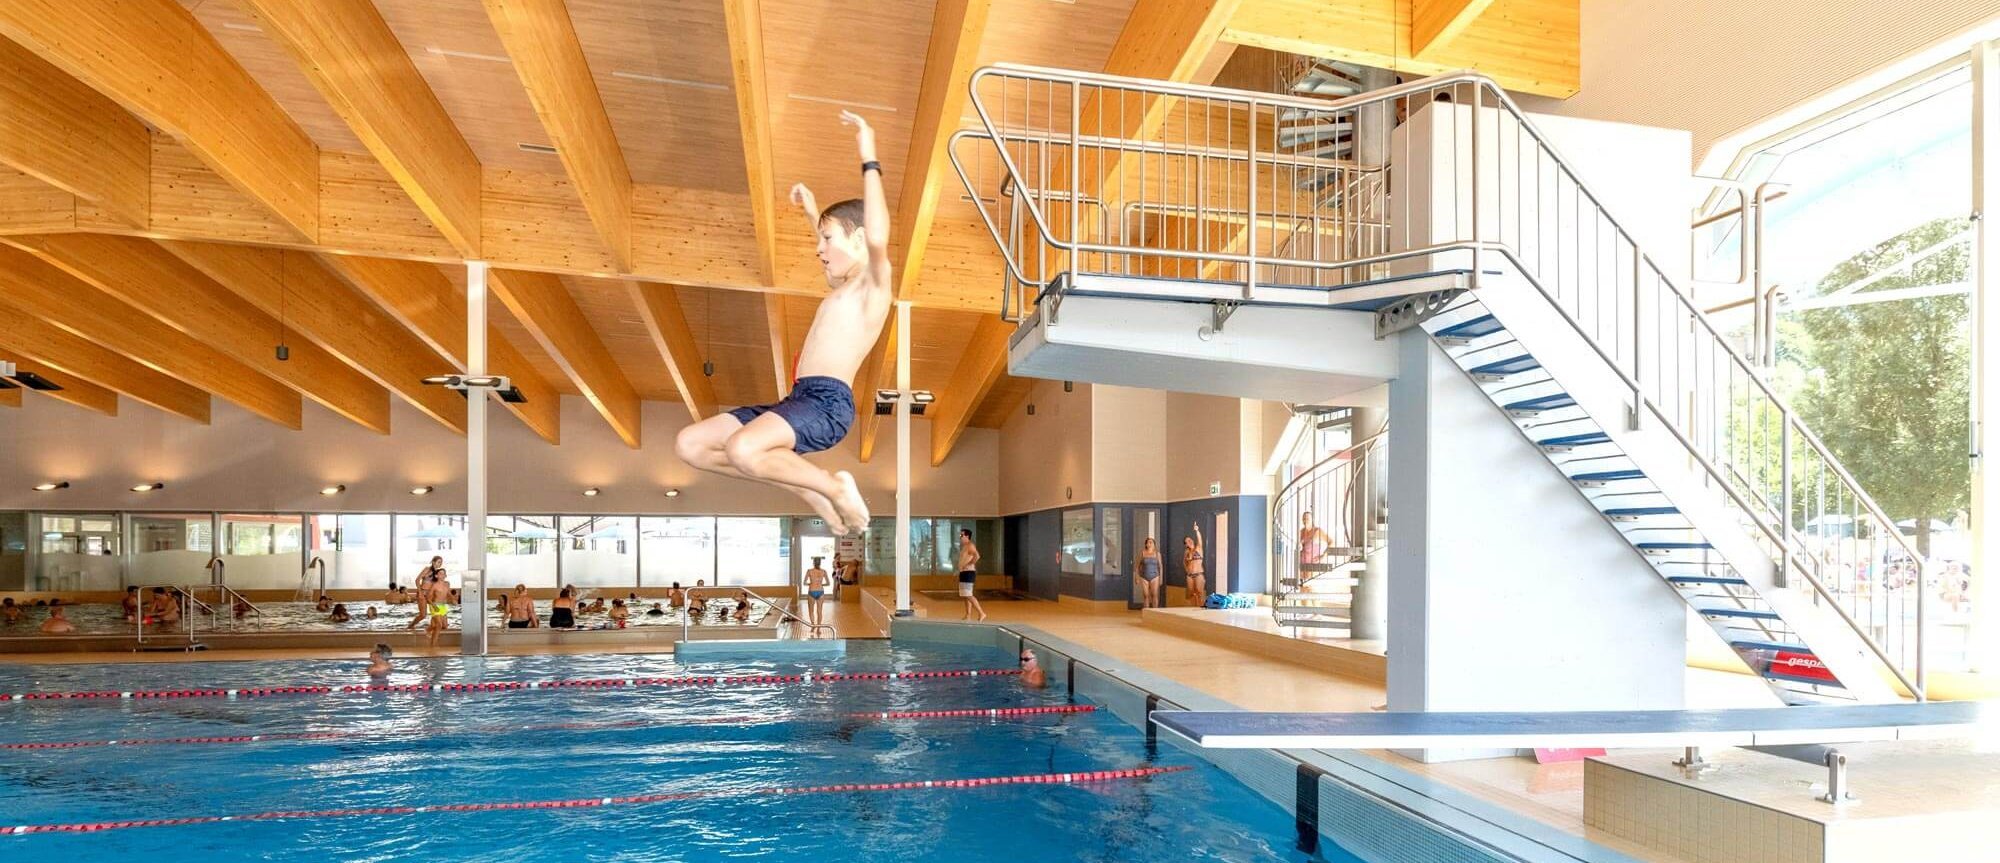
[680,588,835,642]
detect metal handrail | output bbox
[679,588,833,641]
[1270,430,1385,630]
[954,63,1929,698]
[207,583,263,626]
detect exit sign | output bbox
[1208,481,1221,497]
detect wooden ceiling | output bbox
[0,0,1576,465]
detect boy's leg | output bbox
[723,413,870,531]
[681,413,848,531]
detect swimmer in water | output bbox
[1019,649,1047,689]
[40,604,76,634]
[366,643,393,678]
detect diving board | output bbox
[1151,703,2000,750]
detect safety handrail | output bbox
[679,588,833,641]
[954,63,1928,698]
[1270,430,1385,630]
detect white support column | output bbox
[894,300,914,616]
[461,261,490,656]
[1970,40,1999,672]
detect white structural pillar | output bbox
[461,261,490,656]
[893,300,914,616]
[1971,40,1999,672]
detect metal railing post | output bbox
[1779,410,1793,589]
[1469,84,1481,293]
[1069,81,1080,280]
[1630,249,1644,430]
[1246,99,1259,300]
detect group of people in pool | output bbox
[1,596,77,633]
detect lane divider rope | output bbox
[0,705,1099,751]
[1,668,1023,705]
[2,764,1189,835]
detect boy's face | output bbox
[817,220,866,284]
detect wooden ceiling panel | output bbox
[761,0,930,275]
[558,274,679,402]
[434,262,579,396]
[969,373,1031,428]
[371,0,560,174]
[177,0,365,152]
[670,284,775,409]
[972,0,1135,72]
[564,0,745,191]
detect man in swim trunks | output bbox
[673,110,892,537]
[804,556,830,631]
[957,528,986,621]
[423,572,452,648]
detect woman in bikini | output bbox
[1183,523,1207,606]
[548,586,577,629]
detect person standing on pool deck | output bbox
[423,571,452,648]
[957,528,987,621]
[1183,523,1207,607]
[672,110,891,537]
[407,556,445,631]
[804,556,831,631]
[1135,537,1163,609]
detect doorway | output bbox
[796,536,836,596]
[1126,507,1162,610]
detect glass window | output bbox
[0,511,25,591]
[220,514,303,590]
[396,514,468,586]
[487,515,558,588]
[311,513,391,591]
[716,517,789,585]
[1101,509,1124,575]
[641,516,716,588]
[127,513,209,587]
[560,515,636,588]
[1061,508,1095,575]
[39,513,122,590]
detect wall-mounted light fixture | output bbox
[875,389,937,416]
[318,484,346,496]
[31,481,69,492]
[130,482,165,493]
[582,487,601,497]
[409,485,435,496]
[664,488,682,498]
[421,374,526,403]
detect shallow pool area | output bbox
[0,641,1338,862]
[0,598,774,637]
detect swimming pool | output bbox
[1,598,772,636]
[0,641,1340,861]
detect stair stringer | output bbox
[1463,270,1901,703]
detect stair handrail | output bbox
[950,63,1928,698]
[1269,430,1385,629]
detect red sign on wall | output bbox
[1771,651,1836,682]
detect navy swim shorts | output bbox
[728,375,855,454]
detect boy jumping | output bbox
[674,111,891,536]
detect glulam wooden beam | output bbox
[629,282,720,422]
[0,38,149,228]
[490,269,642,448]
[0,305,210,423]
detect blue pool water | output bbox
[0,642,1348,862]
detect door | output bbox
[1025,511,1060,601]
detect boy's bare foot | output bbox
[798,488,846,535]
[830,471,869,534]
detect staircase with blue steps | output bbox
[1417,290,1886,706]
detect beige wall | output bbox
[998,378,1094,515]
[1163,391,1252,502]
[1518,0,1999,165]
[1091,385,1167,503]
[0,394,1000,517]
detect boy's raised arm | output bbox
[841,110,892,287]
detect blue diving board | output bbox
[1149,702,1998,750]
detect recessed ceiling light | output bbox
[582,487,601,497]
[517,142,559,155]
[410,485,435,496]
[664,489,681,498]
[130,482,164,493]
[319,484,346,496]
[32,481,69,492]
[424,46,511,64]
[786,93,898,113]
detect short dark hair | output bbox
[818,198,865,233]
[960,528,973,539]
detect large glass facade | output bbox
[127,513,210,587]
[39,513,122,591]
[220,514,304,590]
[310,513,391,591]
[640,517,716,588]
[487,515,558,588]
[716,517,789,585]
[1706,60,1976,669]
[560,516,635,587]
[0,511,26,591]
[395,514,468,587]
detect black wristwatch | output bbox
[862,160,882,175]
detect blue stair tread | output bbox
[1766,669,1846,689]
[1436,315,1503,339]
[1731,639,1809,653]
[1605,506,1679,516]
[1668,575,1748,586]
[1572,469,1645,482]
[1699,607,1782,620]
[1538,431,1610,447]
[1469,355,1540,376]
[1638,541,1713,550]
[1505,393,1577,411]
